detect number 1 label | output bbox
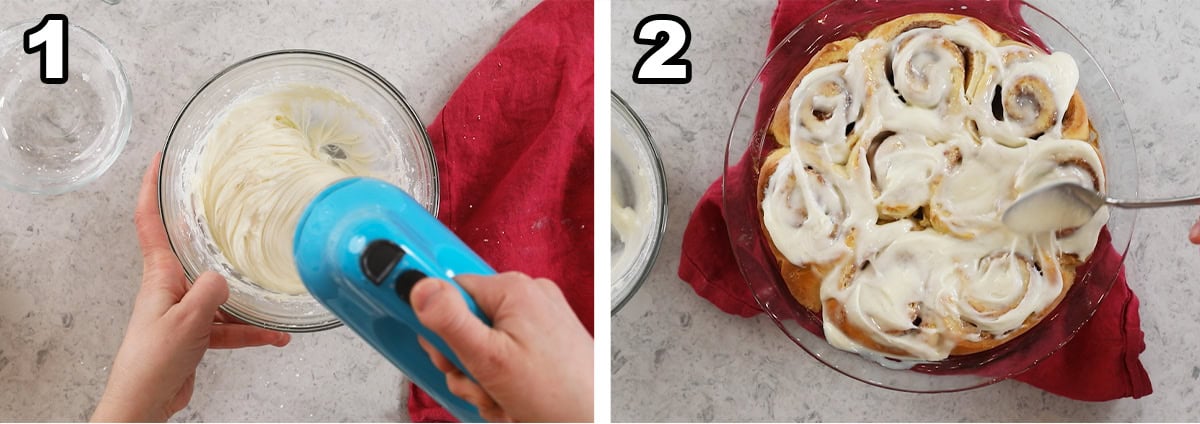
[24,14,69,85]
[632,14,692,84]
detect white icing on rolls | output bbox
[788,63,863,164]
[762,153,853,266]
[971,45,1081,146]
[761,17,1105,361]
[868,131,945,219]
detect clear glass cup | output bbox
[0,19,131,194]
[723,0,1137,392]
[159,50,439,332]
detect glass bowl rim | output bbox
[611,90,669,315]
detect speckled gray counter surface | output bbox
[0,0,538,421]
[613,0,1200,421]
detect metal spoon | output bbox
[1002,182,1200,234]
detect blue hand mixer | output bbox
[292,177,494,423]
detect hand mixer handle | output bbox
[360,236,494,377]
[294,177,495,423]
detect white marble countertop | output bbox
[0,0,538,421]
[612,0,1200,421]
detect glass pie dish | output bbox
[722,0,1138,392]
[159,50,439,332]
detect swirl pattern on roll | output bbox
[761,151,853,266]
[757,14,1105,361]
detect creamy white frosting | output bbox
[975,46,1080,147]
[611,127,655,287]
[762,19,1106,361]
[611,132,644,272]
[1004,186,1100,234]
[612,192,642,250]
[195,85,375,295]
[788,63,862,164]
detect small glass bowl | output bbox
[611,92,667,314]
[723,0,1137,391]
[160,50,439,332]
[0,19,131,194]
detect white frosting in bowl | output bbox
[610,95,667,312]
[195,85,375,295]
[611,129,650,276]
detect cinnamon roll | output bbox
[928,137,1023,239]
[950,250,1071,355]
[1013,137,1107,256]
[970,41,1090,146]
[770,38,863,165]
[822,230,963,360]
[860,130,944,220]
[757,148,856,311]
[757,13,1106,361]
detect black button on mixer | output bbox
[361,240,404,285]
[395,269,428,305]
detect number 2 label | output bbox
[633,14,692,84]
[24,14,69,85]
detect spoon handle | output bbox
[1107,194,1200,209]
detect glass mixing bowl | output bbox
[723,0,1138,391]
[611,91,667,314]
[0,19,131,194]
[160,50,439,332]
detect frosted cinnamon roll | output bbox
[970,42,1090,146]
[1014,138,1104,198]
[890,32,968,112]
[950,250,1068,355]
[869,14,1003,101]
[928,137,1023,239]
[758,13,1106,362]
[1013,137,1107,256]
[758,148,858,311]
[770,38,863,165]
[859,130,945,220]
[822,230,962,360]
[760,151,851,265]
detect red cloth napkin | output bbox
[407,0,594,421]
[679,0,1151,401]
